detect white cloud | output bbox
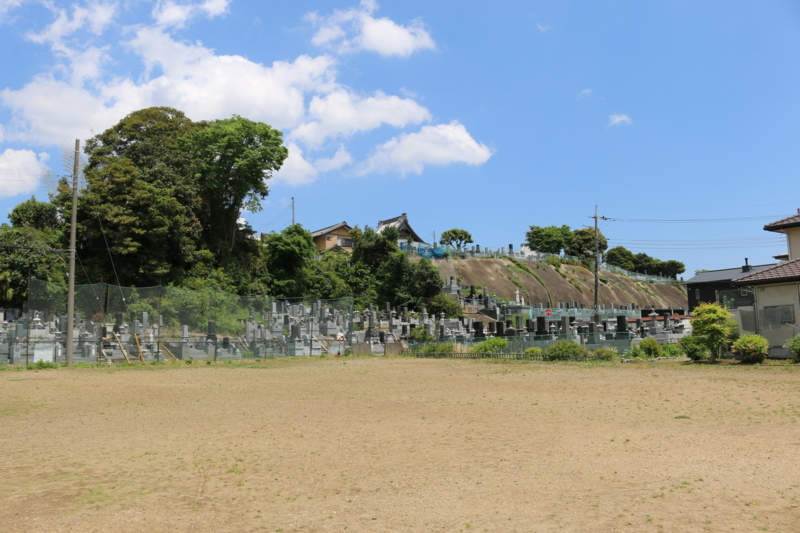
[577,89,592,99]
[535,23,550,33]
[273,143,319,186]
[290,88,431,147]
[308,0,435,57]
[27,2,115,44]
[608,114,633,126]
[314,146,352,173]
[359,121,492,176]
[0,149,48,197]
[0,3,489,186]
[274,144,353,186]
[1,28,339,144]
[0,0,27,22]
[152,0,231,29]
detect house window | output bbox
[338,238,354,247]
[694,289,700,300]
[327,236,332,241]
[760,305,795,330]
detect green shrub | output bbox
[419,342,454,355]
[544,255,562,270]
[638,338,662,358]
[32,360,58,370]
[471,338,508,354]
[593,347,618,361]
[661,344,683,358]
[427,293,464,319]
[732,334,769,364]
[523,346,542,356]
[408,327,433,342]
[679,336,708,362]
[544,340,589,360]
[784,334,800,363]
[624,346,646,358]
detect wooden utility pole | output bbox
[65,139,80,366]
[588,206,607,324]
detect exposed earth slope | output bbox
[430,257,687,309]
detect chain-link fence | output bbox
[398,244,678,284]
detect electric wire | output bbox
[96,216,129,315]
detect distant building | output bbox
[376,213,425,243]
[683,260,775,310]
[311,221,353,252]
[733,210,800,356]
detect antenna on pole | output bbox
[292,197,295,225]
[65,139,80,366]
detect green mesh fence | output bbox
[28,279,352,338]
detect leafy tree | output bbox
[525,225,572,255]
[374,254,442,309]
[565,228,607,258]
[350,226,399,271]
[77,157,200,286]
[264,224,316,298]
[9,197,59,231]
[605,246,636,271]
[439,228,473,250]
[427,293,463,318]
[633,252,658,273]
[690,302,732,362]
[0,226,66,307]
[179,115,288,255]
[659,259,686,278]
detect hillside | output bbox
[429,257,688,310]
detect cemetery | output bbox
[2,272,690,365]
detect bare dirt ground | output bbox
[1,358,799,533]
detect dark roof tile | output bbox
[733,258,800,285]
[765,213,800,231]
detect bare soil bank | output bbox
[1,358,798,532]
[431,257,688,309]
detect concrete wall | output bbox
[785,229,800,261]
[754,283,799,357]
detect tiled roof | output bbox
[311,221,350,238]
[764,213,800,231]
[733,257,800,285]
[684,264,775,284]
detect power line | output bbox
[606,214,790,223]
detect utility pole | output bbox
[588,206,608,324]
[65,139,80,366]
[291,197,295,225]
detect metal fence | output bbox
[28,278,353,338]
[398,243,677,284]
[405,332,632,356]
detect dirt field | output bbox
[1,358,799,533]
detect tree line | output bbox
[524,225,685,278]
[437,224,685,278]
[0,107,444,312]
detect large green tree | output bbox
[179,116,288,255]
[439,228,473,250]
[263,224,317,298]
[66,107,287,292]
[525,225,573,255]
[605,246,636,271]
[9,197,59,231]
[565,228,607,257]
[0,225,65,307]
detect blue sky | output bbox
[1,0,799,278]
